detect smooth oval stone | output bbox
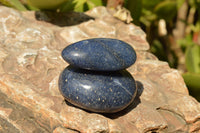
[59,65,137,113]
[62,38,137,71]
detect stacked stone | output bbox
[59,38,137,113]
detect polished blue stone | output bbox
[62,38,137,71]
[59,65,137,113]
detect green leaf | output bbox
[25,4,40,11]
[183,72,200,90]
[177,34,196,51]
[73,0,86,12]
[185,45,200,73]
[150,39,168,61]
[154,1,177,21]
[125,0,142,24]
[140,9,157,26]
[189,0,197,8]
[0,0,13,7]
[142,0,162,10]
[87,0,103,9]
[183,72,200,101]
[59,0,76,12]
[87,0,103,7]
[27,0,67,10]
[72,0,103,12]
[190,21,200,33]
[0,0,27,11]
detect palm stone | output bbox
[59,65,137,113]
[61,38,137,71]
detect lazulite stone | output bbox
[59,65,137,113]
[61,38,137,71]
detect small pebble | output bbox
[62,38,137,71]
[59,65,137,113]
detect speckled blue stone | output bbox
[62,38,137,71]
[59,65,137,113]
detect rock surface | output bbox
[59,65,137,113]
[61,38,137,71]
[0,6,200,133]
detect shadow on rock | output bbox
[35,11,94,27]
[103,81,144,119]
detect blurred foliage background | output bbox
[0,0,200,101]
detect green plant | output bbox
[180,35,200,92]
[0,0,105,12]
[27,0,67,10]
[0,0,27,10]
[124,0,200,101]
[60,0,104,12]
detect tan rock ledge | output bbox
[0,6,200,133]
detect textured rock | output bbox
[0,5,200,133]
[59,65,137,113]
[61,38,137,71]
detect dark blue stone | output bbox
[59,65,137,113]
[62,38,137,71]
